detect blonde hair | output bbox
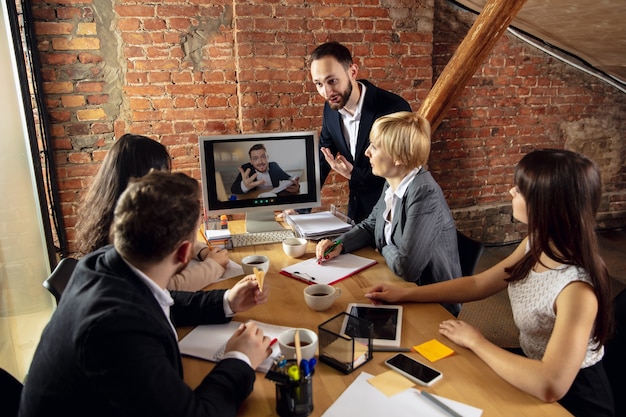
[369,112,431,168]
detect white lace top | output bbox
[508,264,603,368]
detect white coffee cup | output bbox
[282,237,308,258]
[303,284,342,311]
[277,328,318,361]
[241,255,270,276]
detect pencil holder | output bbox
[318,312,373,374]
[266,359,314,417]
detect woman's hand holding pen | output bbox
[315,239,343,264]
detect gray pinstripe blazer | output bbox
[339,169,462,314]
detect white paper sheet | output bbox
[321,372,482,417]
[219,260,244,281]
[271,179,298,194]
[280,254,377,285]
[187,259,243,282]
[204,228,231,240]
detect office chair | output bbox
[456,230,484,276]
[43,257,78,304]
[0,368,22,417]
[604,288,626,416]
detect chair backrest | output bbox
[43,257,78,304]
[456,231,485,276]
[0,368,23,417]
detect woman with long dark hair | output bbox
[75,134,229,290]
[365,149,614,417]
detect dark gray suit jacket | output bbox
[19,246,255,417]
[319,80,411,223]
[339,170,461,315]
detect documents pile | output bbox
[203,215,232,249]
[285,211,353,240]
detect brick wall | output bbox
[29,0,625,252]
[431,0,626,242]
[32,0,434,253]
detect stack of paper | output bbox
[203,227,232,249]
[285,211,353,240]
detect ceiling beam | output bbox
[418,0,528,131]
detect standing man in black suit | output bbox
[310,41,412,223]
[19,171,272,417]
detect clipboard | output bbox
[280,253,377,285]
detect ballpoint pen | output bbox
[299,359,310,377]
[292,272,316,283]
[418,390,463,417]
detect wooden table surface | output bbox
[179,222,570,417]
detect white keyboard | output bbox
[231,229,296,247]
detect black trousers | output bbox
[559,360,614,417]
[506,348,614,417]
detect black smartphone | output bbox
[385,353,443,386]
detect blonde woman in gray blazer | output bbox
[316,112,461,315]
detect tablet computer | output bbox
[343,303,403,348]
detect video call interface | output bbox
[200,133,320,215]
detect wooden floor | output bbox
[459,228,626,347]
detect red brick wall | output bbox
[32,0,433,253]
[432,0,626,242]
[29,0,625,251]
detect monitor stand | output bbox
[245,211,285,233]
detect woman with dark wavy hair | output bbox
[366,149,613,417]
[75,134,229,290]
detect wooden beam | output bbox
[418,0,528,131]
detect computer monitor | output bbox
[199,131,321,232]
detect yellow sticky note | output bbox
[413,339,455,362]
[368,370,415,397]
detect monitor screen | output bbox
[199,131,321,232]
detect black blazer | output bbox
[319,79,411,223]
[19,246,255,417]
[230,161,292,194]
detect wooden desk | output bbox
[181,222,570,417]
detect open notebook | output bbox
[178,320,288,373]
